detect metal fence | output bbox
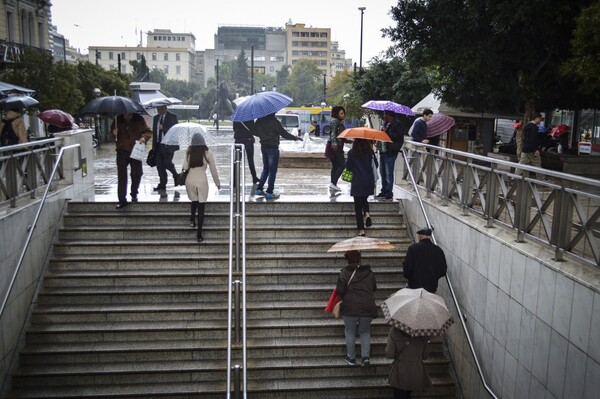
[403,143,600,267]
[0,138,63,207]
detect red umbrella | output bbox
[550,124,569,137]
[511,122,523,129]
[38,109,78,129]
[426,113,455,137]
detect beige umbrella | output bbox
[327,236,396,252]
[381,288,454,337]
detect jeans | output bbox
[116,149,143,204]
[343,315,373,360]
[258,147,280,194]
[330,147,345,186]
[379,151,397,196]
[156,144,178,189]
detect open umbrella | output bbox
[0,81,35,97]
[159,122,215,147]
[231,91,293,122]
[337,127,392,142]
[426,113,455,137]
[511,122,523,129]
[80,95,147,116]
[362,100,415,116]
[0,95,39,110]
[142,97,182,108]
[381,288,454,337]
[38,109,78,129]
[550,124,569,137]
[327,236,396,252]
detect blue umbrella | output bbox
[362,100,415,116]
[231,91,293,122]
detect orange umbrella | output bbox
[338,127,392,142]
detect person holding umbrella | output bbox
[376,111,405,200]
[328,106,348,192]
[0,109,28,146]
[152,105,179,192]
[345,138,378,236]
[233,120,259,184]
[109,113,152,209]
[335,250,378,367]
[409,109,433,143]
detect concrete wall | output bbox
[398,185,600,399]
[0,129,95,393]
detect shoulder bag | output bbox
[332,266,359,319]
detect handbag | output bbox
[130,141,145,161]
[324,140,336,160]
[327,267,359,319]
[325,288,342,314]
[341,168,353,182]
[178,169,189,185]
[146,148,156,167]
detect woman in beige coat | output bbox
[182,133,220,242]
[386,327,431,399]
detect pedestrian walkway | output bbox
[92,127,358,204]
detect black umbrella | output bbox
[0,81,36,97]
[80,95,146,116]
[0,95,39,110]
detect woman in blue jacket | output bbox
[345,139,377,236]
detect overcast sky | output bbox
[51,0,397,64]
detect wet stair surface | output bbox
[6,201,456,398]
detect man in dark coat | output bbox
[376,111,405,200]
[152,105,179,191]
[517,112,543,176]
[233,121,259,184]
[402,227,447,293]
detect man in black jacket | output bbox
[403,227,447,293]
[252,113,301,200]
[517,112,543,175]
[376,111,405,200]
[152,105,179,191]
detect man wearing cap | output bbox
[402,227,447,293]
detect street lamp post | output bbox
[323,73,326,103]
[358,7,366,70]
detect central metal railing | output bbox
[403,143,599,267]
[226,144,247,399]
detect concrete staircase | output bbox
[6,200,456,398]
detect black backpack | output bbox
[1,119,18,146]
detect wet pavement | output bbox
[92,126,356,204]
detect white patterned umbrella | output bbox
[327,236,396,252]
[159,122,214,147]
[381,288,454,337]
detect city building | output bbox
[285,22,331,77]
[89,29,198,84]
[0,0,51,69]
[330,41,352,76]
[49,24,65,63]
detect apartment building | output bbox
[285,22,331,77]
[330,41,352,76]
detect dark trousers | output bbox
[353,196,369,230]
[330,147,345,185]
[392,388,411,399]
[235,138,258,182]
[258,147,279,194]
[156,144,178,189]
[116,149,142,204]
[191,201,206,236]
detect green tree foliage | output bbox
[562,1,600,99]
[129,55,150,82]
[288,59,322,106]
[275,64,290,94]
[233,49,250,91]
[384,0,597,114]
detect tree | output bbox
[275,64,291,94]
[233,49,250,91]
[288,59,322,106]
[129,55,150,82]
[384,0,597,115]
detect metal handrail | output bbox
[226,144,247,399]
[401,147,499,399]
[0,144,82,321]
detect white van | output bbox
[275,113,301,135]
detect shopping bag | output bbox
[130,141,145,161]
[325,287,342,318]
[341,168,353,182]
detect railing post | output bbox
[551,182,571,261]
[234,280,241,344]
[515,177,530,242]
[425,152,433,198]
[441,156,450,206]
[7,156,18,207]
[233,364,241,399]
[461,160,472,216]
[485,166,499,228]
[234,147,242,273]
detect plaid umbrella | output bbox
[426,112,455,137]
[327,236,396,252]
[231,91,293,122]
[381,288,454,337]
[362,100,415,116]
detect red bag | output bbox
[324,140,336,160]
[325,288,342,313]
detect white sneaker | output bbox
[329,183,341,191]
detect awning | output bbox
[0,81,36,97]
[130,90,167,105]
[412,92,520,120]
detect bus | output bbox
[282,106,355,135]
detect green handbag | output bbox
[341,168,353,182]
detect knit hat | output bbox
[416,227,432,236]
[191,132,206,146]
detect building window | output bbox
[164,53,168,61]
[121,52,126,60]
[176,65,181,74]
[152,53,157,61]
[6,12,15,42]
[176,53,180,61]
[163,65,169,74]
[109,52,114,60]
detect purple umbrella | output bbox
[427,113,455,137]
[362,100,415,116]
